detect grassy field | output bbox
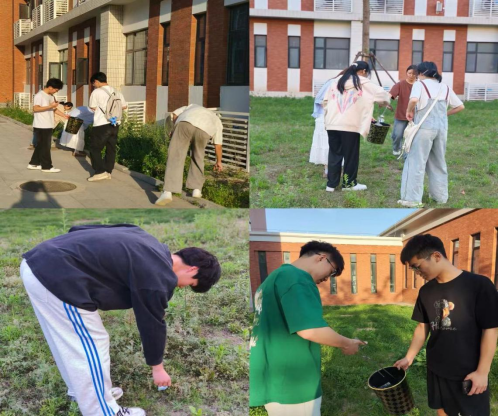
[250,97,498,208]
[249,304,498,416]
[0,209,250,416]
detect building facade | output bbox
[249,0,498,97]
[250,209,498,306]
[6,0,249,122]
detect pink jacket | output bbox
[323,77,391,138]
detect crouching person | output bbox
[20,224,221,416]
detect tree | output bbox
[362,0,370,62]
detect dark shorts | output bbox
[427,368,490,416]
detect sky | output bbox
[264,209,417,236]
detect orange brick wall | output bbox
[250,241,404,306]
[300,20,314,93]
[404,0,415,14]
[146,0,163,121]
[401,209,498,303]
[457,0,470,16]
[267,20,288,92]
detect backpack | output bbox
[99,87,123,125]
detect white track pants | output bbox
[20,259,120,416]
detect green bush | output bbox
[0,106,34,125]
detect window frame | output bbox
[452,239,459,266]
[389,254,396,293]
[288,36,301,69]
[283,252,291,264]
[314,37,350,70]
[161,23,171,86]
[258,251,268,283]
[254,35,267,68]
[370,254,377,294]
[466,42,498,73]
[369,39,399,71]
[26,58,31,85]
[471,233,481,274]
[443,41,454,72]
[412,40,424,66]
[59,49,68,84]
[351,254,357,294]
[194,14,206,86]
[125,30,148,86]
[226,3,249,86]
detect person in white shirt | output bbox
[87,72,127,182]
[155,104,224,205]
[27,78,69,173]
[59,106,94,157]
[399,61,465,207]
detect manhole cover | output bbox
[20,181,77,193]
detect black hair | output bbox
[175,247,221,293]
[416,62,442,83]
[46,78,63,89]
[64,102,73,108]
[90,72,107,83]
[299,240,345,276]
[406,65,418,73]
[400,234,447,264]
[337,61,371,94]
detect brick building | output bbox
[250,208,498,305]
[5,0,249,122]
[249,0,498,97]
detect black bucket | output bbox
[65,117,84,134]
[368,367,415,415]
[367,121,391,145]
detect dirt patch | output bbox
[200,327,245,346]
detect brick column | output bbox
[250,19,255,92]
[169,0,194,111]
[204,0,229,108]
[146,0,163,121]
[267,20,288,92]
[100,5,126,88]
[424,26,444,70]
[453,26,467,95]
[300,20,314,93]
[399,25,413,77]
[43,33,59,84]
[67,31,74,103]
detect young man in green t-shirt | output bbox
[250,241,366,416]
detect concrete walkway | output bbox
[0,116,197,208]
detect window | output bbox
[76,57,88,85]
[37,62,43,91]
[404,265,408,289]
[370,254,377,293]
[49,62,60,79]
[412,40,423,65]
[95,40,100,73]
[288,36,300,69]
[283,252,291,264]
[471,233,481,273]
[466,42,498,73]
[72,46,76,85]
[370,39,399,71]
[351,254,357,294]
[390,254,396,293]
[125,30,148,86]
[413,269,417,289]
[255,35,267,68]
[227,3,249,85]
[26,59,31,85]
[194,14,206,86]
[330,274,337,294]
[314,38,349,69]
[59,49,68,83]
[162,23,171,86]
[258,251,268,283]
[443,41,454,72]
[452,239,459,266]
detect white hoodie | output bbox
[323,77,391,138]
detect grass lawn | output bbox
[249,304,498,416]
[250,97,498,208]
[0,209,250,416]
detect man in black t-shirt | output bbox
[394,234,498,416]
[20,225,221,416]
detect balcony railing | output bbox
[14,93,31,110]
[44,0,69,23]
[32,4,44,28]
[370,0,404,14]
[465,83,498,101]
[315,0,353,12]
[14,19,33,39]
[470,0,498,16]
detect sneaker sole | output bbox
[155,199,173,206]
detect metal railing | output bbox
[465,83,498,101]
[126,101,146,124]
[470,0,498,16]
[32,5,44,28]
[44,0,69,23]
[370,0,404,14]
[14,19,32,39]
[14,93,31,110]
[315,0,352,12]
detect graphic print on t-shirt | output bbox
[250,288,263,348]
[330,87,363,114]
[431,299,456,331]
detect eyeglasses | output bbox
[315,252,338,278]
[409,254,433,272]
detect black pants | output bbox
[90,124,119,175]
[29,128,53,170]
[326,130,361,188]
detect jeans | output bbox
[391,119,408,153]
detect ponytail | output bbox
[416,61,442,83]
[337,61,370,94]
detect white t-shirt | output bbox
[410,79,463,111]
[88,86,127,127]
[173,104,224,145]
[33,90,55,129]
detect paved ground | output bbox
[0,117,197,208]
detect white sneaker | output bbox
[343,183,367,191]
[87,172,108,182]
[107,172,112,180]
[41,167,61,173]
[326,186,335,192]
[192,189,202,198]
[69,387,123,402]
[115,407,146,416]
[393,150,401,156]
[155,191,173,205]
[27,164,41,170]
[397,199,424,207]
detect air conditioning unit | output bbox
[436,1,443,12]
